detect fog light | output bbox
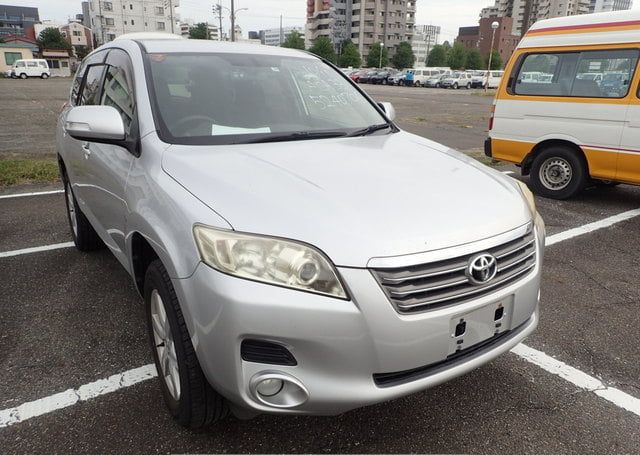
[256,378,284,397]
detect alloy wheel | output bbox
[151,289,181,400]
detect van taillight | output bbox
[488,105,495,131]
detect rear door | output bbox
[618,59,640,184]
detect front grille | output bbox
[241,339,297,366]
[371,227,536,313]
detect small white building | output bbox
[261,26,305,47]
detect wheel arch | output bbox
[521,139,589,176]
[130,232,161,295]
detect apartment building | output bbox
[589,0,633,12]
[86,0,180,46]
[180,20,220,40]
[0,4,39,39]
[306,0,416,61]
[412,24,440,65]
[261,26,305,46]
[481,0,591,36]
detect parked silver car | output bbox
[57,35,545,429]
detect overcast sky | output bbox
[8,0,640,42]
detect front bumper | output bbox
[173,216,545,416]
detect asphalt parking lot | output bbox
[1,78,639,454]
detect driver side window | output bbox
[100,49,136,136]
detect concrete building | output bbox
[180,20,220,40]
[81,1,91,29]
[480,0,592,36]
[86,0,180,46]
[60,21,94,54]
[0,4,39,39]
[261,26,305,46]
[589,0,633,12]
[412,24,440,65]
[306,0,416,61]
[457,16,520,66]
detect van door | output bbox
[618,84,640,184]
[25,60,39,77]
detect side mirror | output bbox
[65,105,125,142]
[378,102,396,121]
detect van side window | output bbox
[514,49,639,98]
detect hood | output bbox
[162,132,531,267]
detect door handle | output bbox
[82,142,91,159]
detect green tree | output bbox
[367,42,389,68]
[74,45,91,60]
[189,23,209,40]
[447,42,467,70]
[391,41,415,70]
[465,48,483,70]
[309,36,336,63]
[486,50,503,70]
[281,30,305,50]
[37,27,71,50]
[338,39,362,68]
[426,44,447,67]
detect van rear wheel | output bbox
[530,146,587,199]
[41,73,49,79]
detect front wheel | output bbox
[19,73,27,79]
[453,82,459,89]
[41,73,49,79]
[466,82,471,89]
[145,260,229,429]
[530,146,588,199]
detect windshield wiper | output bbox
[246,131,348,144]
[347,123,393,137]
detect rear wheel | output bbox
[145,260,229,429]
[19,73,27,79]
[64,179,103,251]
[41,73,49,79]
[466,82,471,89]
[530,146,588,199]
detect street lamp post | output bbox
[485,21,499,93]
[379,42,384,68]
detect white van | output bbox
[412,67,446,86]
[6,59,51,79]
[471,70,504,89]
[487,10,640,199]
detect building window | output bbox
[73,30,82,36]
[156,22,165,30]
[4,52,22,65]
[130,4,133,9]
[61,61,69,68]
[102,1,113,11]
[131,19,135,25]
[155,6,164,15]
[105,17,115,26]
[46,59,60,69]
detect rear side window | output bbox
[513,49,639,98]
[27,61,37,67]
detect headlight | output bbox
[514,179,537,215]
[193,225,347,299]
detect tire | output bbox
[435,83,440,88]
[453,82,459,89]
[63,178,103,251]
[530,146,588,199]
[466,82,471,89]
[20,73,27,79]
[41,73,49,79]
[145,259,229,429]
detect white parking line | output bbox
[0,190,63,200]
[512,344,640,417]
[0,365,156,428]
[0,242,75,258]
[1,207,640,428]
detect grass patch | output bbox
[0,159,60,186]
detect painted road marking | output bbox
[0,365,157,428]
[0,242,75,258]
[0,190,63,200]
[512,344,640,417]
[1,207,640,427]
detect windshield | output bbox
[146,52,388,145]
[451,72,462,78]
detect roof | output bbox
[0,43,34,49]
[120,36,315,58]
[520,10,640,49]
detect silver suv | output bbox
[57,34,545,429]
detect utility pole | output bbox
[485,21,499,93]
[164,0,175,34]
[279,14,283,46]
[230,0,235,42]
[213,3,223,41]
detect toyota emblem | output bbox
[466,253,498,285]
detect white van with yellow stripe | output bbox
[486,10,640,199]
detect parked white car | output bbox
[440,71,473,89]
[471,71,504,89]
[6,59,50,79]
